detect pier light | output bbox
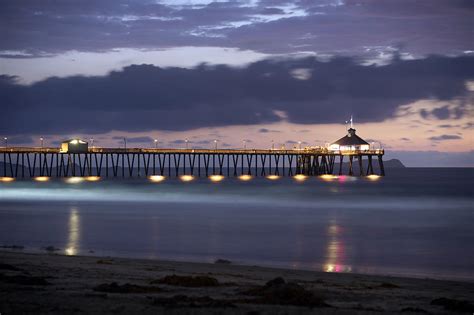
[209,174,224,182]
[3,137,7,148]
[40,137,44,148]
[320,174,338,181]
[90,138,94,148]
[366,174,381,181]
[85,176,100,182]
[293,174,308,181]
[180,175,194,182]
[214,139,218,150]
[65,177,84,184]
[238,174,252,181]
[0,177,15,182]
[266,175,280,180]
[185,138,189,150]
[149,175,165,182]
[34,176,50,182]
[298,141,302,150]
[154,139,158,149]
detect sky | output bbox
[0,0,473,166]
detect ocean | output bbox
[0,167,473,281]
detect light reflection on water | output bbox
[65,208,80,256]
[324,221,352,273]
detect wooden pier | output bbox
[0,147,385,178]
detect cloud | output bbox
[113,136,154,143]
[0,0,472,57]
[0,55,473,136]
[258,128,280,133]
[428,134,462,141]
[431,106,451,119]
[438,124,460,128]
[169,139,186,144]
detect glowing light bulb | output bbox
[149,175,165,182]
[65,177,84,184]
[238,175,252,181]
[180,175,194,182]
[34,176,50,182]
[367,174,381,181]
[266,175,280,180]
[293,174,307,181]
[320,174,337,181]
[0,177,15,182]
[209,175,224,182]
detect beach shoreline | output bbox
[1,250,473,314]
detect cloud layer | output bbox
[1,0,472,57]
[1,55,473,135]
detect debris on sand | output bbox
[93,282,162,294]
[152,295,235,308]
[0,245,24,250]
[0,273,50,285]
[0,263,22,271]
[379,282,400,289]
[401,307,428,313]
[151,275,220,287]
[243,277,329,307]
[214,259,232,264]
[96,259,114,265]
[431,297,474,312]
[42,246,60,252]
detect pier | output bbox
[0,147,385,178]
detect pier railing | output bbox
[1,147,385,178]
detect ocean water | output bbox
[0,168,473,281]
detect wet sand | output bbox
[1,250,473,314]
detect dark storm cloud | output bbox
[428,134,462,141]
[126,136,154,143]
[0,0,472,57]
[438,124,460,128]
[0,55,473,135]
[258,128,280,133]
[112,136,154,143]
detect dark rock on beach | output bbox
[243,277,329,307]
[431,297,474,312]
[151,274,220,287]
[93,282,162,294]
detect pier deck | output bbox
[1,147,385,178]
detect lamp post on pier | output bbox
[214,139,218,150]
[185,138,189,150]
[40,137,44,148]
[154,139,158,149]
[298,141,302,150]
[3,137,7,148]
[90,138,94,149]
[123,138,127,150]
[243,140,246,150]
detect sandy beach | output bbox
[1,250,473,314]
